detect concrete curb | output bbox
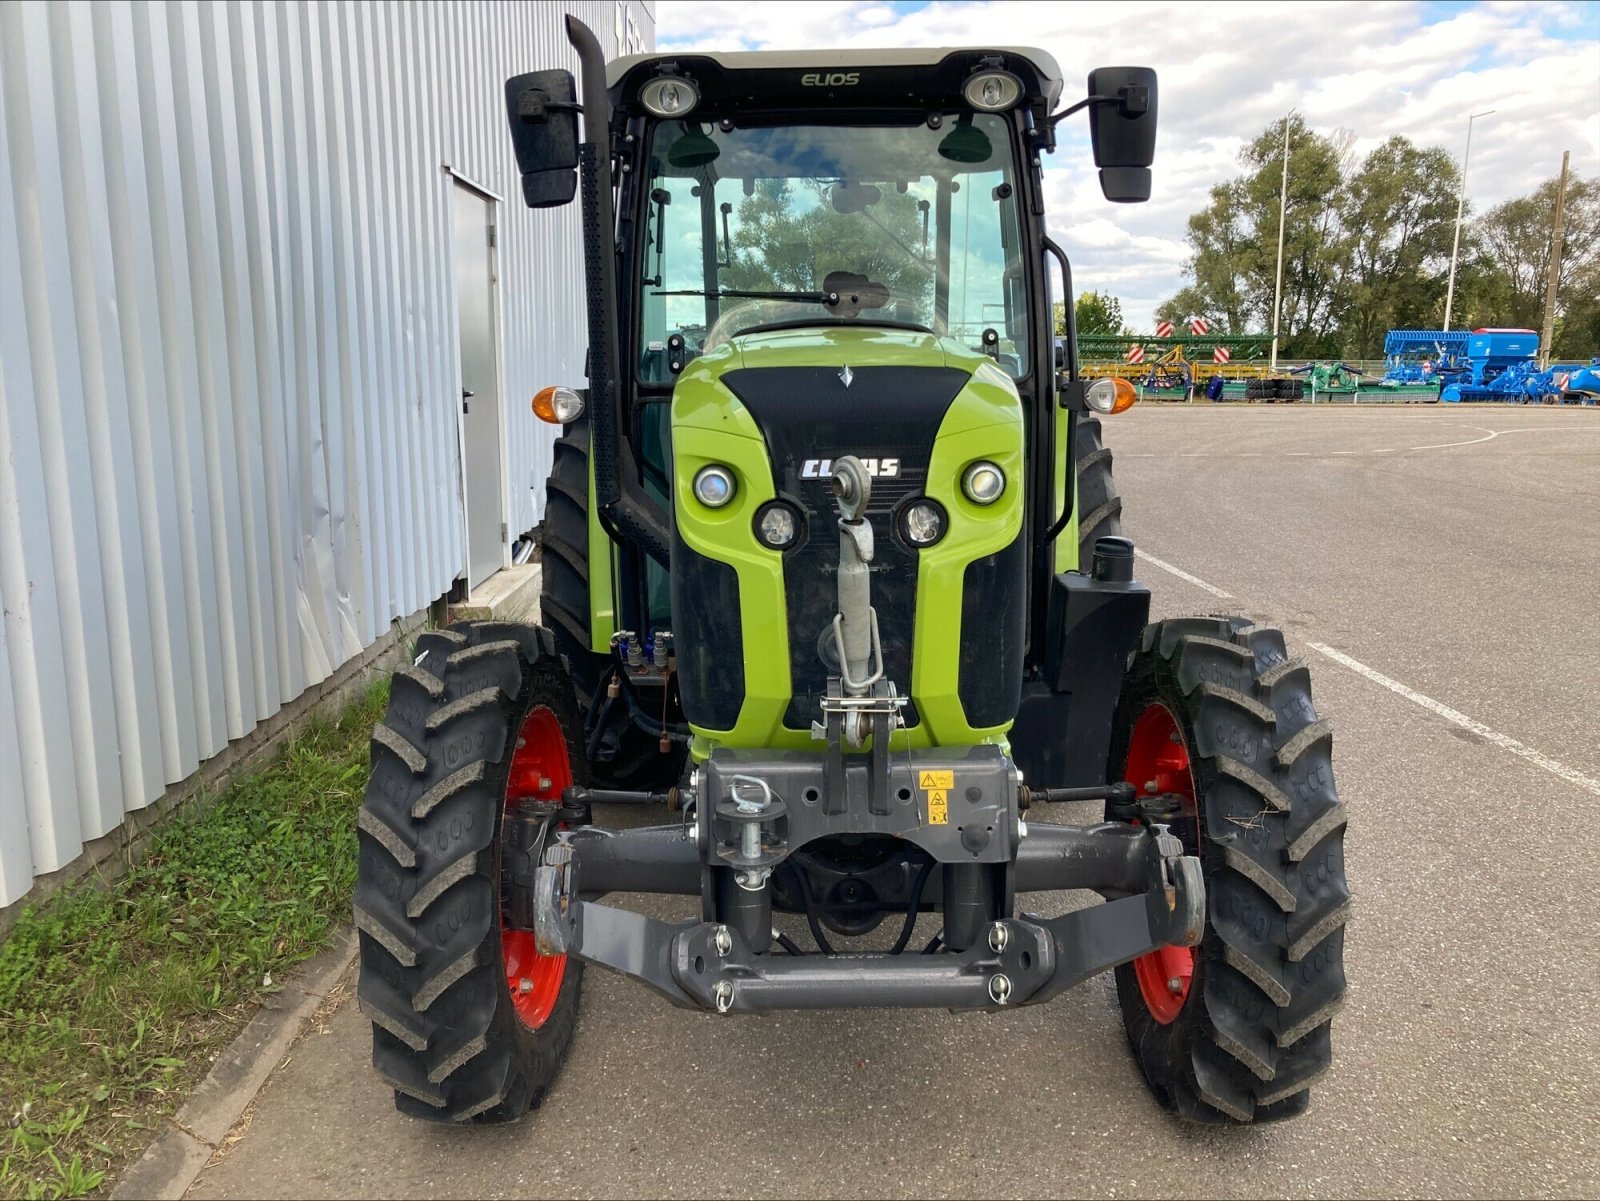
[111,926,360,1201]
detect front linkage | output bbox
[522,796,1201,1015]
[507,455,1200,1015]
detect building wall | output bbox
[0,0,652,907]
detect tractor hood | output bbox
[669,324,1027,749]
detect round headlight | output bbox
[902,499,947,547]
[1085,378,1117,413]
[755,502,800,549]
[641,76,699,118]
[963,70,1022,113]
[692,464,736,508]
[961,461,1005,505]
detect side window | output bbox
[947,171,1028,377]
[638,172,702,384]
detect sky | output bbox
[652,0,1600,331]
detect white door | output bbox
[453,184,505,588]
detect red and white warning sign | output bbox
[1125,344,1146,364]
[1154,320,1174,337]
[1190,316,1210,336]
[1213,346,1231,364]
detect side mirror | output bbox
[1086,67,1157,203]
[504,70,579,208]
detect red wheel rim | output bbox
[501,706,571,1030]
[1124,702,1197,1024]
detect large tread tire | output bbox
[1109,616,1349,1123]
[1074,412,1123,566]
[539,419,608,709]
[538,418,677,789]
[355,620,585,1123]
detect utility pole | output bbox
[1269,112,1291,372]
[1538,150,1570,369]
[1443,109,1495,330]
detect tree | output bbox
[1335,137,1461,357]
[1074,291,1123,336]
[1473,174,1599,356]
[1155,286,1224,333]
[722,178,933,307]
[1171,117,1354,354]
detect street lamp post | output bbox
[1269,112,1292,372]
[1442,109,1495,331]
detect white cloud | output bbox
[656,0,1600,328]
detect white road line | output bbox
[1133,549,1233,599]
[1306,642,1600,797]
[1406,426,1498,451]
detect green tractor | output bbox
[354,19,1348,1127]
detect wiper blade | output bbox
[649,288,830,302]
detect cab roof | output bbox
[607,45,1064,113]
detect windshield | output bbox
[637,114,1030,380]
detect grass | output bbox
[0,681,389,1200]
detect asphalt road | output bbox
[188,403,1600,1200]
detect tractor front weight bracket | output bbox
[528,809,1203,1014]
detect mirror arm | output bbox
[1045,84,1148,130]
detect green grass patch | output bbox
[0,681,389,1200]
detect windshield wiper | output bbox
[650,288,831,302]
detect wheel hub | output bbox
[1124,702,1197,1024]
[501,706,571,1030]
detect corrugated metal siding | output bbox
[0,0,653,906]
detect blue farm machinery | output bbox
[1378,329,1468,388]
[1438,328,1591,403]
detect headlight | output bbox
[692,464,736,508]
[901,499,947,547]
[754,502,801,549]
[961,460,1005,505]
[641,76,699,118]
[531,385,585,425]
[963,70,1022,113]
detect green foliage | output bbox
[1157,114,1599,359]
[1472,175,1600,358]
[0,682,388,1200]
[722,177,934,304]
[1074,290,1124,336]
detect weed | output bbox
[0,681,388,1200]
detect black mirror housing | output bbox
[1086,67,1157,203]
[505,69,579,208]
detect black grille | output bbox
[720,365,970,730]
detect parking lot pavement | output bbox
[186,404,1600,1200]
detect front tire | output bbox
[1108,617,1350,1123]
[355,621,584,1123]
[1074,412,1122,566]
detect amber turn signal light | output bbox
[532,385,585,425]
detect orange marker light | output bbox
[1085,376,1139,415]
[1109,377,1138,414]
[532,385,585,425]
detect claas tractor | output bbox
[354,17,1349,1127]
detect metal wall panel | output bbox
[0,0,654,906]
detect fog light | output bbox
[532,385,585,425]
[963,70,1022,113]
[755,503,799,549]
[902,499,946,546]
[961,460,1005,505]
[641,76,699,118]
[692,464,736,508]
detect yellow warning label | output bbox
[927,788,949,825]
[919,770,954,790]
